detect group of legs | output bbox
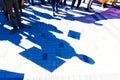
[1,0,119,28]
[52,0,120,16]
[1,0,23,32]
[51,0,82,16]
[28,0,46,5]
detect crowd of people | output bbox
[0,0,119,33]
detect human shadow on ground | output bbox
[23,0,120,26]
[23,5,61,20]
[40,3,120,26]
[0,7,95,73]
[40,5,120,26]
[19,21,95,72]
[59,7,120,26]
[23,2,102,26]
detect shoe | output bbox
[19,22,25,29]
[11,28,18,34]
[75,7,79,9]
[63,7,69,11]
[85,8,90,11]
[53,12,56,16]
[89,7,92,9]
[85,8,93,12]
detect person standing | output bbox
[4,0,22,31]
[51,0,59,16]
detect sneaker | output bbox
[85,8,93,12]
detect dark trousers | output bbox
[18,0,23,14]
[41,0,45,4]
[52,0,59,12]
[4,0,21,29]
[87,0,93,8]
[28,0,34,5]
[3,8,8,20]
[63,0,66,6]
[71,0,81,8]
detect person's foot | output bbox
[71,7,75,10]
[11,27,18,34]
[53,12,56,16]
[85,8,90,11]
[56,10,59,14]
[18,23,24,29]
[89,7,92,9]
[85,7,94,12]
[101,3,107,8]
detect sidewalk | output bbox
[0,1,120,80]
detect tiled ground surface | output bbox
[0,0,120,80]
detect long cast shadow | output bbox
[0,7,95,73]
[19,21,95,72]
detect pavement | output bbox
[0,0,120,80]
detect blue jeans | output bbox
[52,0,59,12]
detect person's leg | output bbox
[18,0,23,14]
[87,0,93,9]
[52,1,56,16]
[56,0,59,12]
[76,0,81,8]
[71,0,76,8]
[13,0,22,29]
[41,0,45,4]
[28,0,30,3]
[31,0,34,5]
[4,0,17,29]
[64,0,66,6]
